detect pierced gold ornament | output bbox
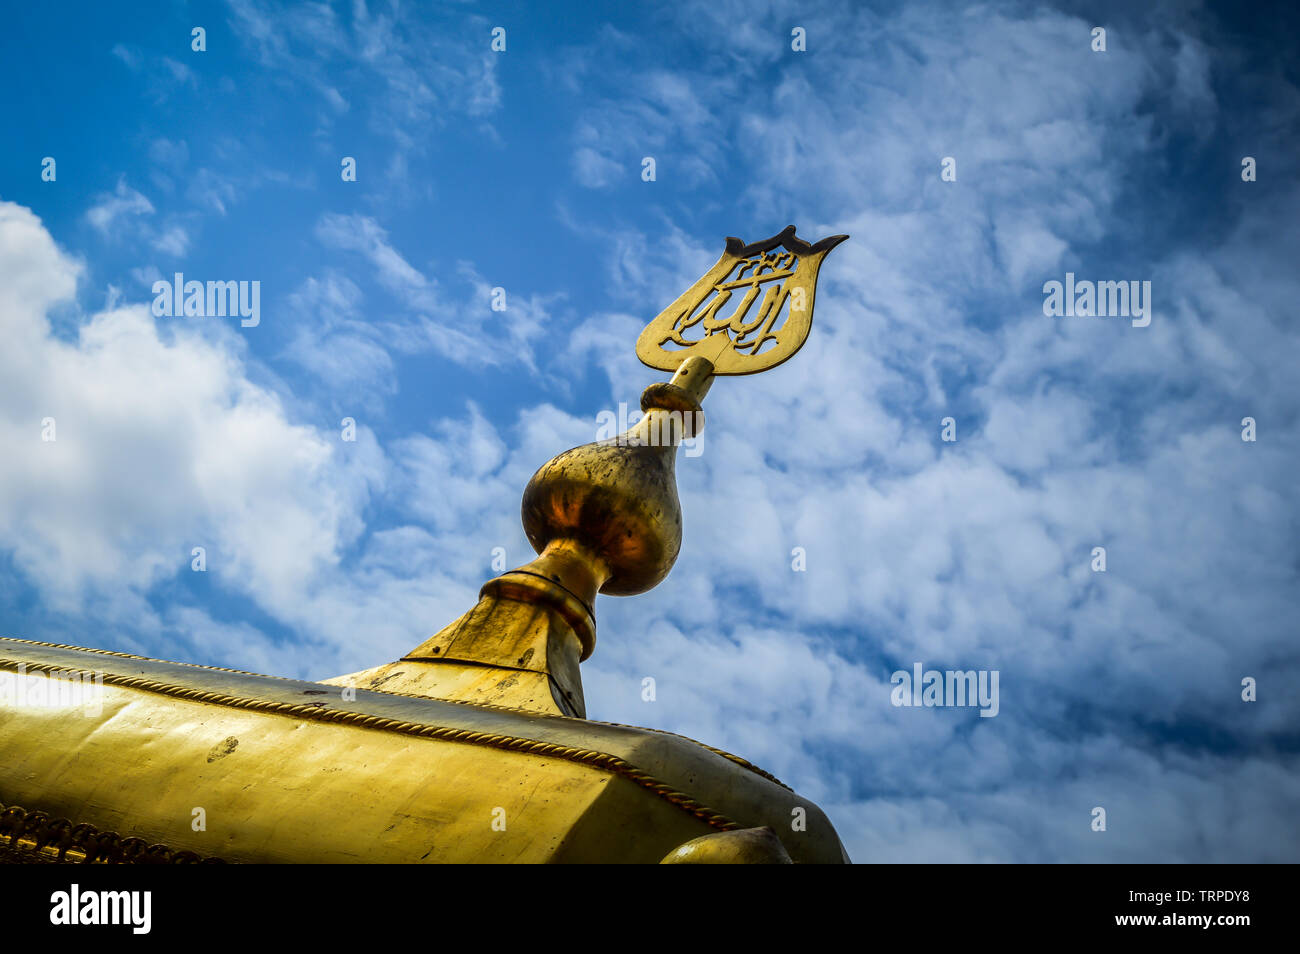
[636,225,848,375]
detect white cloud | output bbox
[280,273,396,409]
[0,201,376,632]
[224,0,502,144]
[309,214,556,375]
[161,57,196,86]
[573,145,623,189]
[315,212,431,303]
[151,225,190,256]
[85,179,154,234]
[110,43,141,70]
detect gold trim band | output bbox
[0,802,224,864]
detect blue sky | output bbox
[2,0,1298,862]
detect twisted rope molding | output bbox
[0,655,743,837]
[0,802,224,864]
[0,636,791,791]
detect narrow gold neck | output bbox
[481,537,608,661]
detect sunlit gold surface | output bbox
[0,639,849,863]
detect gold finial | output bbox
[325,227,847,717]
[518,226,847,605]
